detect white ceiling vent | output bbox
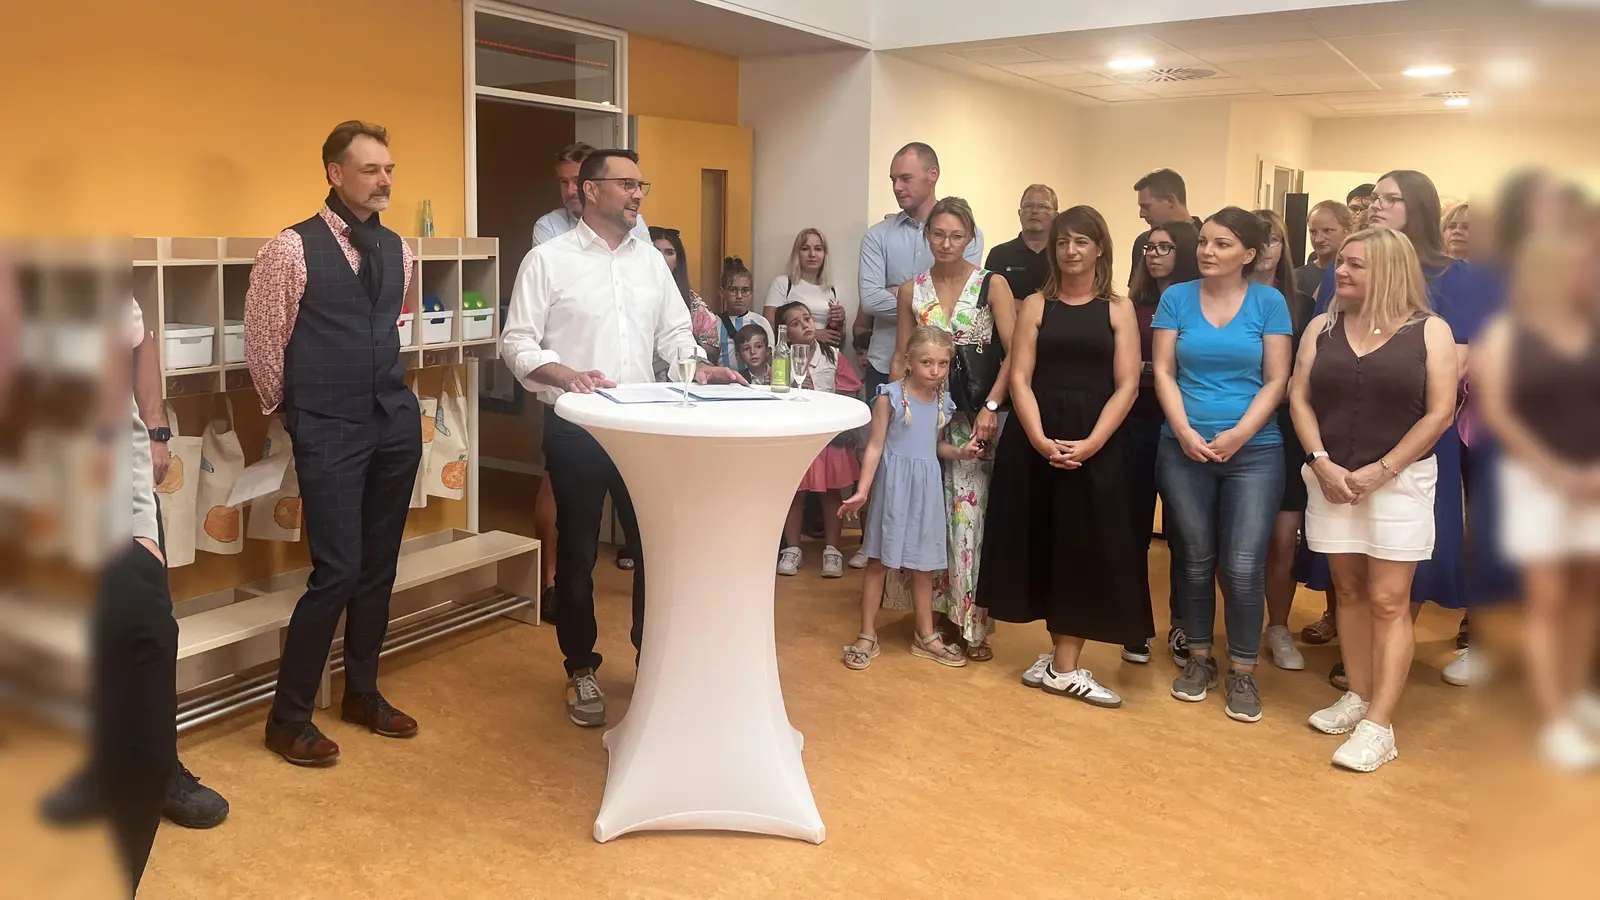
[1113,67,1218,84]
[1423,90,1470,100]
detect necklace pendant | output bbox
[1372,327,1382,335]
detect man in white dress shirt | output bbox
[531,143,652,247]
[501,149,742,727]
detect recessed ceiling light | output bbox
[1404,65,1455,78]
[1109,56,1155,72]
[1444,96,1470,108]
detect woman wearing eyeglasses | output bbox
[1253,209,1315,673]
[1127,220,1200,666]
[1306,171,1476,690]
[889,196,1019,663]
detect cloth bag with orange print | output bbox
[424,366,469,500]
[409,373,433,509]
[155,401,205,566]
[193,394,246,556]
[246,414,302,541]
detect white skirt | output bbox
[1303,455,1438,562]
[1499,456,1600,563]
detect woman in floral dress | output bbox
[891,197,1018,661]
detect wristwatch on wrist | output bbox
[147,427,173,444]
[984,400,999,412]
[1305,450,1329,466]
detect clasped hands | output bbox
[1309,457,1393,506]
[539,362,748,394]
[1031,435,1103,470]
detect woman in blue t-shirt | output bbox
[1153,207,1293,723]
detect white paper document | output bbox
[597,384,693,404]
[688,384,779,401]
[225,453,290,508]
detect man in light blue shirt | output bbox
[532,142,651,246]
[857,142,983,392]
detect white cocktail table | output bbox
[555,387,869,844]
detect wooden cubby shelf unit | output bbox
[132,235,501,398]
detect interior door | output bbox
[631,115,752,300]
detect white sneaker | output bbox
[821,546,844,579]
[1309,691,1370,735]
[1540,717,1600,772]
[1441,647,1483,686]
[777,547,802,576]
[1041,666,1123,708]
[848,550,869,569]
[1020,653,1053,689]
[1332,719,1398,772]
[1571,691,1600,734]
[1265,625,1306,671]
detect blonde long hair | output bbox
[785,228,832,292]
[1324,228,1432,335]
[901,325,954,427]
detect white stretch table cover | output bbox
[556,387,869,844]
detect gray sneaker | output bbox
[1225,671,1263,723]
[566,668,606,727]
[1171,656,1219,702]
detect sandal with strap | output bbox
[965,642,994,663]
[842,633,880,670]
[911,631,968,668]
[1302,609,1337,645]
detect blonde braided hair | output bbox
[900,325,956,427]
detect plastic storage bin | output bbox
[422,310,454,345]
[163,323,215,369]
[223,319,245,363]
[462,309,494,341]
[396,312,415,346]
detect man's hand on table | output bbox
[535,363,617,394]
[695,366,749,386]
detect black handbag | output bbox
[950,272,1004,417]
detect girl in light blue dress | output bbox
[840,326,979,670]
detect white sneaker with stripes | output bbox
[1041,666,1122,708]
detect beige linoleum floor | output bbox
[7,531,1489,900]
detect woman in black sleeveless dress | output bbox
[977,206,1151,708]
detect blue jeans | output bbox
[1156,435,1284,665]
[1126,416,1181,632]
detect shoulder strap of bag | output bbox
[976,269,993,309]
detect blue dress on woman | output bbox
[1297,258,1486,609]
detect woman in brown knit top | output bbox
[1289,228,1459,773]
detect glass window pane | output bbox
[475,13,617,105]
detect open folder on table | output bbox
[687,384,778,401]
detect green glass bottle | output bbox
[420,199,435,237]
[770,326,790,393]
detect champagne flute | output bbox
[670,349,698,407]
[789,343,812,401]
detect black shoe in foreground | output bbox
[165,762,229,829]
[38,766,102,827]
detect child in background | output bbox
[776,301,859,578]
[839,326,978,669]
[715,258,774,376]
[736,324,771,385]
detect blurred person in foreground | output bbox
[40,310,229,835]
[1474,224,1600,771]
[37,297,227,895]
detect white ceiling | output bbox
[502,0,867,56]
[892,0,1600,117]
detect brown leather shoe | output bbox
[264,718,340,767]
[340,691,419,738]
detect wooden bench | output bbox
[176,529,541,659]
[173,530,539,723]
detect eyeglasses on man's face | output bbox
[591,178,651,196]
[1143,242,1176,257]
[1021,203,1056,214]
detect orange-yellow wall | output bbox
[0,0,465,238]
[628,36,740,126]
[634,116,753,299]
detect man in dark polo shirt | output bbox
[1129,168,1204,284]
[984,184,1057,300]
